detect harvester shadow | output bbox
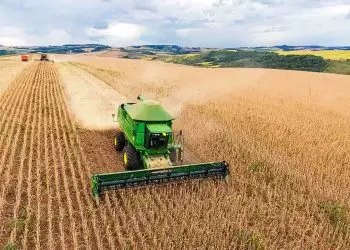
[78,128,123,173]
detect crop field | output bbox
[0,60,26,96]
[277,50,350,60]
[0,56,350,249]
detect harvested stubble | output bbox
[70,62,174,101]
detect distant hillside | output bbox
[0,50,16,56]
[2,43,350,75]
[154,50,350,75]
[242,45,350,51]
[2,43,350,57]
[156,50,328,72]
[120,45,201,59]
[0,44,110,55]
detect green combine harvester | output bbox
[91,96,229,197]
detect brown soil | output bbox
[58,62,126,129]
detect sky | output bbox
[0,0,350,47]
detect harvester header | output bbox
[91,96,229,197]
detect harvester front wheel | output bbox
[114,130,125,151]
[123,145,140,170]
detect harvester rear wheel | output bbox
[123,145,140,170]
[114,130,125,151]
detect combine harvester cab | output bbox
[35,53,54,62]
[91,96,229,197]
[40,54,48,61]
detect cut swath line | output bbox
[0,64,38,229]
[55,66,116,249]
[0,64,39,246]
[10,63,41,243]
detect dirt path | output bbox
[58,62,126,129]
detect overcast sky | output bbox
[0,0,350,47]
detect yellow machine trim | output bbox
[147,155,171,169]
[123,152,128,165]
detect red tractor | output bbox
[21,55,29,62]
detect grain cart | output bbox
[91,96,229,197]
[21,55,29,62]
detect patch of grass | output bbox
[249,161,265,172]
[198,61,213,67]
[325,60,350,75]
[318,201,348,227]
[12,219,26,229]
[183,53,199,58]
[236,230,265,250]
[3,242,17,250]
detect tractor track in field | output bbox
[0,62,151,249]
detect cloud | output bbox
[44,30,73,45]
[0,0,350,47]
[346,10,350,19]
[176,28,200,37]
[172,0,350,46]
[86,22,146,46]
[0,26,73,46]
[0,37,25,46]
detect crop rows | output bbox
[1,61,220,249]
[0,62,135,249]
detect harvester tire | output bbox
[114,130,125,151]
[123,145,140,170]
